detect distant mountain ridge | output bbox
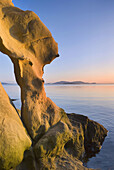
[1,81,96,85]
[46,81,96,85]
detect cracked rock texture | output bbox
[0,0,108,170]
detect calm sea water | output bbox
[3,84,114,170]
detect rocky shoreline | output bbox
[0,82,107,170]
[0,1,107,169]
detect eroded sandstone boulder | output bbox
[0,83,31,170]
[67,113,108,159]
[31,113,107,170]
[33,119,85,170]
[0,0,62,140]
[16,119,91,170]
[0,1,108,170]
[14,148,37,170]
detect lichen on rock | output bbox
[0,83,31,170]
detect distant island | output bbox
[1,82,17,85]
[1,81,96,86]
[46,81,96,85]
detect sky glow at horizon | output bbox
[0,0,114,83]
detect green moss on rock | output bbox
[0,83,31,170]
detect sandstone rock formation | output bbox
[15,112,107,170]
[0,83,31,170]
[0,0,62,141]
[67,114,107,159]
[0,0,108,170]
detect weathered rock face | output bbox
[15,118,90,170]
[0,83,31,170]
[67,113,108,160]
[32,113,107,170]
[0,0,13,6]
[0,0,62,140]
[33,119,85,170]
[15,112,107,170]
[0,1,108,170]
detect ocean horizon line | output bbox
[1,81,114,86]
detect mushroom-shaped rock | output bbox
[0,83,31,170]
[0,0,61,140]
[0,1,108,170]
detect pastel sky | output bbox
[0,0,114,83]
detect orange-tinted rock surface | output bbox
[0,1,108,170]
